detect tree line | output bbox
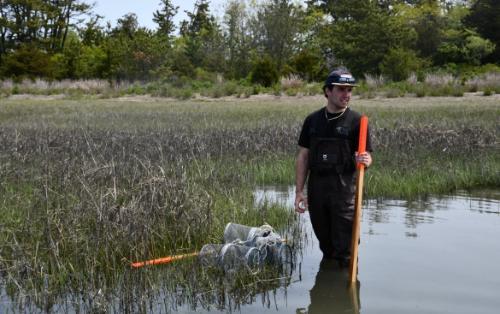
[0,0,498,86]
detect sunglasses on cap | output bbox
[324,72,357,87]
[335,75,356,84]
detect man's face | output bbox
[326,85,353,110]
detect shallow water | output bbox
[246,187,500,314]
[2,189,499,313]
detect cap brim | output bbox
[331,83,358,87]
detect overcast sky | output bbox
[92,0,226,30]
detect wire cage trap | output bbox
[199,223,294,274]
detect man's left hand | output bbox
[355,152,372,167]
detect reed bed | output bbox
[2,70,499,100]
[0,96,498,312]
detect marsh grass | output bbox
[0,96,498,311]
[2,71,500,100]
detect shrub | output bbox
[427,84,464,97]
[414,84,427,97]
[380,47,426,81]
[252,85,262,95]
[272,83,281,96]
[304,83,320,96]
[358,89,377,99]
[451,86,464,97]
[250,57,279,87]
[287,49,323,82]
[210,85,224,98]
[223,81,239,96]
[127,85,146,95]
[384,88,405,98]
[483,88,493,96]
[177,88,193,99]
[153,84,174,97]
[285,88,298,96]
[243,87,253,98]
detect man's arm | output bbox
[295,146,309,213]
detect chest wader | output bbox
[307,110,357,263]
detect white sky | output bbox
[92,0,226,30]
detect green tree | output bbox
[0,0,92,77]
[251,0,304,73]
[380,47,427,81]
[180,0,224,73]
[0,43,54,79]
[103,14,168,81]
[423,3,495,66]
[465,0,500,63]
[317,0,413,76]
[114,13,139,38]
[79,15,105,46]
[287,6,329,81]
[168,44,196,79]
[0,0,91,51]
[75,45,107,78]
[153,0,179,44]
[287,48,323,81]
[223,0,252,79]
[250,55,279,87]
[409,1,445,59]
[0,1,9,59]
[60,32,83,78]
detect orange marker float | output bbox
[131,252,198,268]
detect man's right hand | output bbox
[294,192,308,213]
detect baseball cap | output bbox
[324,71,358,87]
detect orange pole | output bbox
[349,115,368,283]
[131,252,198,268]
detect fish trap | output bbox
[199,223,294,273]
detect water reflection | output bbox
[253,186,500,314]
[361,190,500,238]
[306,259,360,314]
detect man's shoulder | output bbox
[346,107,362,120]
[304,107,325,122]
[342,108,363,126]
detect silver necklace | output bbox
[325,107,347,121]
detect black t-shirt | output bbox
[298,107,373,154]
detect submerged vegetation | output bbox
[0,96,498,311]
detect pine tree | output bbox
[153,0,179,43]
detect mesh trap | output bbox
[198,223,294,273]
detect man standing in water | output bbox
[295,68,372,267]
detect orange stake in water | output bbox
[131,252,198,268]
[349,115,368,283]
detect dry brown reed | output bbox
[280,75,304,90]
[364,74,386,88]
[424,73,456,86]
[406,73,418,85]
[466,72,500,92]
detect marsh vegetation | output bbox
[0,95,498,312]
